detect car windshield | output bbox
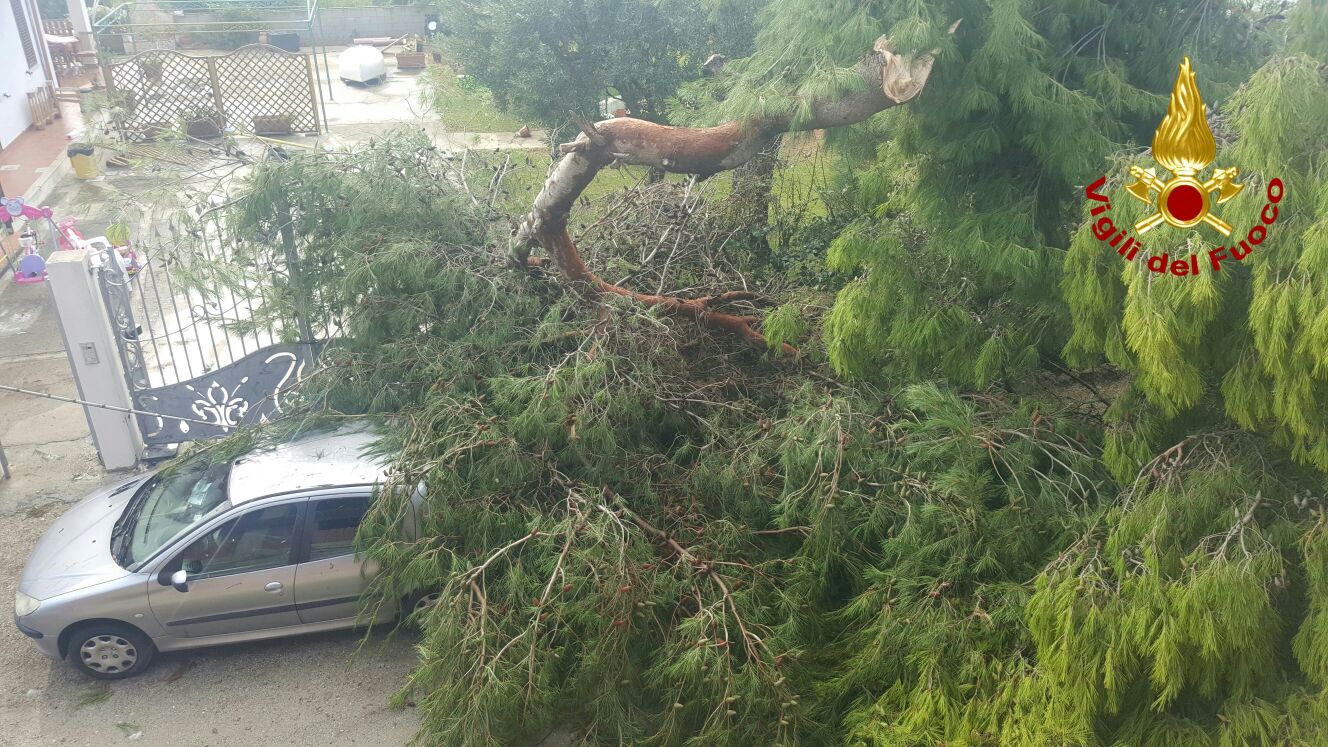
[111,460,231,568]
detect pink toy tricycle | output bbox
[57,215,139,275]
[2,196,139,283]
[13,226,48,284]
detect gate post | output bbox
[47,250,144,469]
[206,58,228,132]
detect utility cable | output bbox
[0,382,216,426]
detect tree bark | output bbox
[515,27,955,353]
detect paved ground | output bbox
[319,66,545,152]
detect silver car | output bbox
[13,428,427,679]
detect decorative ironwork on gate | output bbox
[104,45,320,142]
[133,343,317,444]
[95,228,320,447]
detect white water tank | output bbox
[338,45,386,85]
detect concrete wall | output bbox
[164,5,429,48]
[0,0,43,146]
[316,5,429,45]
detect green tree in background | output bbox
[37,0,68,20]
[435,0,769,125]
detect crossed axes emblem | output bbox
[1125,165,1245,236]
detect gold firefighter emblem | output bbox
[1125,57,1244,235]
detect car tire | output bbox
[66,623,156,680]
[403,591,441,627]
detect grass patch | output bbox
[421,66,525,134]
[463,131,831,227]
[772,150,830,220]
[466,151,679,216]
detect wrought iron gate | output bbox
[95,233,319,448]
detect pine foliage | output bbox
[178,4,1328,744]
[701,0,1269,387]
[207,134,1113,745]
[844,431,1328,746]
[1064,50,1328,476]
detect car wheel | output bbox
[67,623,156,680]
[405,591,441,626]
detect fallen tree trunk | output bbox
[515,26,956,353]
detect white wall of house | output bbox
[0,0,52,147]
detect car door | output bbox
[147,500,305,638]
[293,494,382,624]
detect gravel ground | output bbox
[0,493,422,747]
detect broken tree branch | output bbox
[514,23,958,353]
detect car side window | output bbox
[307,496,370,562]
[175,504,300,579]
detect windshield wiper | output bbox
[110,476,156,566]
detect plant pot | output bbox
[140,63,163,86]
[396,52,427,70]
[101,34,125,54]
[252,115,293,135]
[186,118,221,139]
[268,32,299,52]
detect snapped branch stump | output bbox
[514,24,958,353]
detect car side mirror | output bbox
[170,569,189,593]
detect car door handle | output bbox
[264,582,284,593]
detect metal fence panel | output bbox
[214,44,319,135]
[105,44,319,141]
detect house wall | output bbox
[0,0,44,146]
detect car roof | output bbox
[227,427,389,505]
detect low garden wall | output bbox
[163,5,429,49]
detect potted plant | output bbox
[139,57,164,85]
[180,104,222,139]
[396,35,427,70]
[105,221,131,248]
[252,113,294,135]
